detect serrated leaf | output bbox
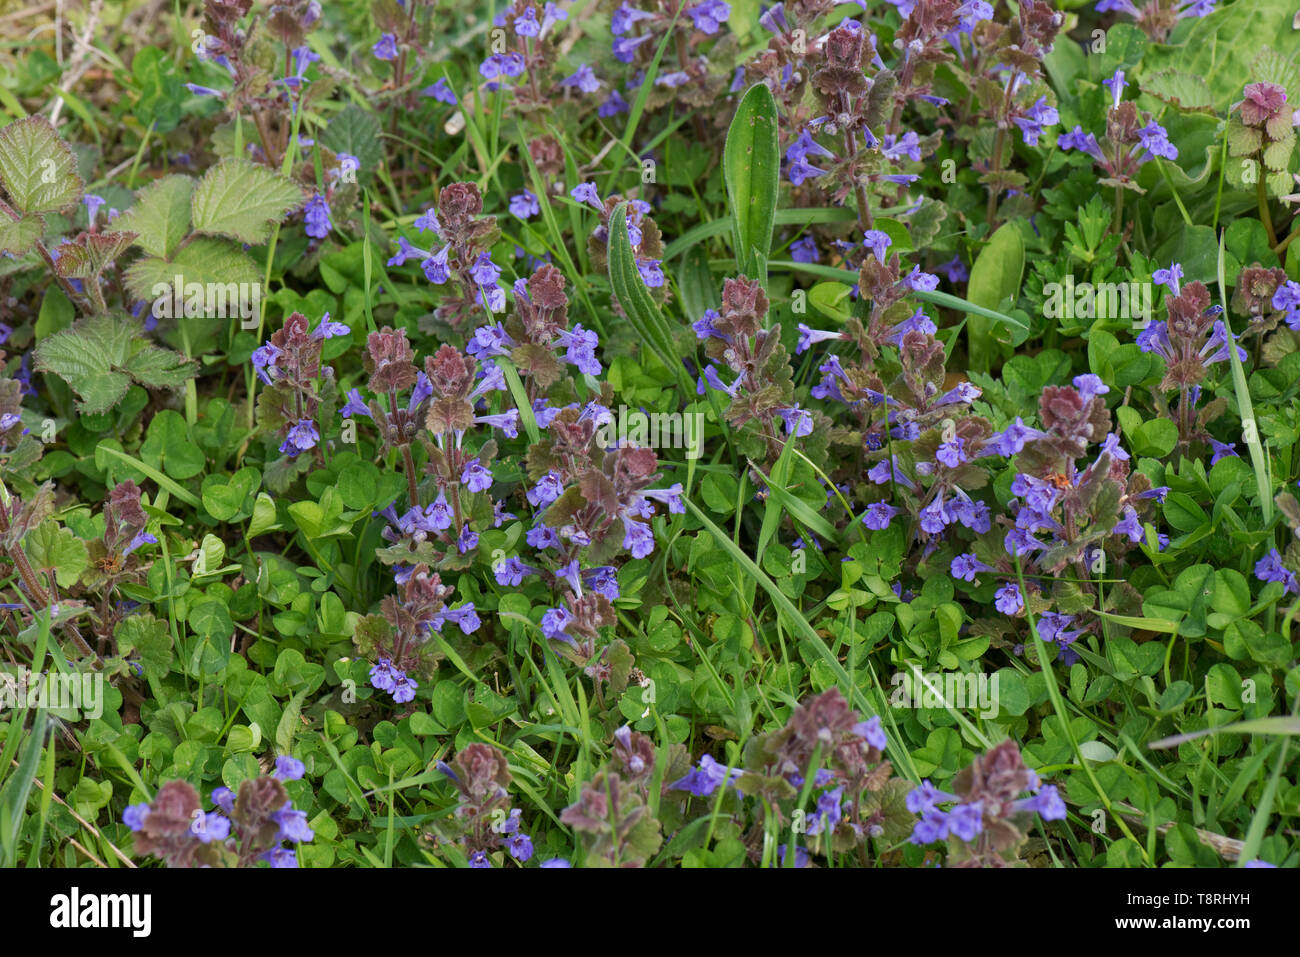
[318,105,382,185]
[1251,47,1300,105]
[53,230,137,279]
[1226,120,1262,158]
[190,158,306,244]
[114,174,193,258]
[1140,71,1214,112]
[1263,138,1294,171]
[33,314,197,414]
[1139,0,1300,113]
[123,236,261,302]
[122,346,201,388]
[724,84,780,279]
[0,116,83,215]
[0,213,44,256]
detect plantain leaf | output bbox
[676,246,718,323]
[723,83,780,280]
[966,222,1026,369]
[607,202,694,399]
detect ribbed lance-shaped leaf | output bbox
[0,116,83,215]
[723,84,780,279]
[966,221,1026,369]
[191,158,306,244]
[114,174,194,258]
[33,313,197,414]
[0,213,44,256]
[53,231,138,279]
[607,202,694,399]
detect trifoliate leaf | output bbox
[114,174,193,258]
[190,158,306,244]
[140,409,206,480]
[0,115,84,214]
[53,230,138,279]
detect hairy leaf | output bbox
[191,158,306,244]
[33,314,198,413]
[0,115,83,215]
[0,213,44,256]
[114,174,194,258]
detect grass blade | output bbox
[684,498,915,777]
[766,260,1028,332]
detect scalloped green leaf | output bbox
[1138,0,1300,113]
[23,520,88,588]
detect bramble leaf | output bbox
[124,236,261,303]
[0,213,44,256]
[0,115,83,215]
[53,231,138,279]
[33,313,198,414]
[190,158,306,244]
[114,174,194,258]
